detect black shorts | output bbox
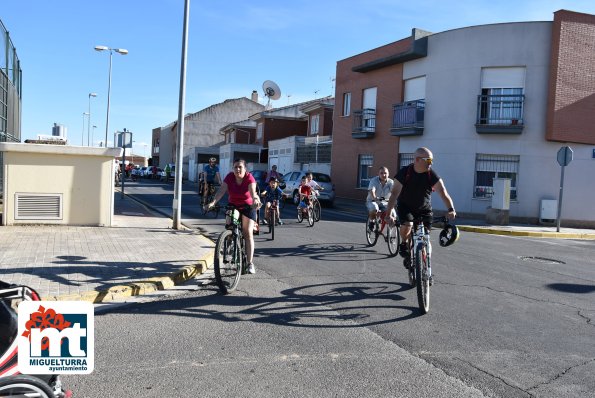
[237,205,258,222]
[397,203,433,228]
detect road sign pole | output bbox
[556,164,565,232]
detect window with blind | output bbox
[474,154,519,200]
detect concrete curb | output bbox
[458,225,595,240]
[46,252,214,303]
[44,190,214,303]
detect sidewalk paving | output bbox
[0,193,593,304]
[0,193,214,302]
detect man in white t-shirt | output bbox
[366,166,395,230]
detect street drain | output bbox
[519,256,565,264]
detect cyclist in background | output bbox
[260,177,284,225]
[306,172,324,196]
[266,164,282,183]
[298,176,312,213]
[201,157,221,198]
[366,166,395,230]
[208,158,261,274]
[385,147,456,263]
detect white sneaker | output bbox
[247,262,256,274]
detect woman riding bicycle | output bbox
[208,158,261,274]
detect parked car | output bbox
[131,166,141,176]
[282,171,335,206]
[139,166,148,177]
[159,164,176,181]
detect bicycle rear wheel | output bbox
[214,230,242,294]
[313,200,321,222]
[415,243,430,314]
[0,375,55,398]
[387,223,399,256]
[365,216,379,246]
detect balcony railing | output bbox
[390,99,425,136]
[476,94,525,134]
[352,108,376,138]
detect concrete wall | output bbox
[402,21,595,225]
[158,98,264,178]
[0,143,122,226]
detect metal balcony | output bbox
[475,94,525,134]
[352,109,376,138]
[390,99,425,136]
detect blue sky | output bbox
[3,0,595,157]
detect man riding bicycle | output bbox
[367,166,395,230]
[385,147,456,266]
[201,157,222,198]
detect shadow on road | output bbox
[546,283,595,294]
[105,280,422,327]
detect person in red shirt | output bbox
[298,176,312,213]
[208,158,261,274]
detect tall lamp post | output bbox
[92,125,97,146]
[81,112,89,146]
[87,93,97,146]
[94,45,128,148]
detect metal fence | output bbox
[296,142,331,163]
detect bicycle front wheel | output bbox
[415,243,430,314]
[307,208,314,227]
[387,223,399,256]
[0,375,56,398]
[297,207,304,223]
[313,200,321,222]
[214,230,243,294]
[269,211,275,240]
[365,216,378,246]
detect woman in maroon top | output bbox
[208,159,261,274]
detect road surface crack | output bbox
[527,357,595,394]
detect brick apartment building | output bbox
[332,9,595,226]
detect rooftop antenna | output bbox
[330,77,336,95]
[287,94,292,105]
[314,89,320,99]
[262,80,281,109]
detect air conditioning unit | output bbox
[540,199,558,222]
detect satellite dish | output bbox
[262,80,281,108]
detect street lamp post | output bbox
[81,112,89,146]
[92,125,97,146]
[94,45,128,148]
[87,93,97,146]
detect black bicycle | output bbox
[266,199,280,240]
[201,182,219,218]
[213,205,249,294]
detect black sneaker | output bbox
[403,257,411,270]
[399,242,410,258]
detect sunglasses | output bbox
[418,157,433,165]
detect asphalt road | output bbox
[65,179,595,397]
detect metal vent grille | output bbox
[15,193,63,220]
